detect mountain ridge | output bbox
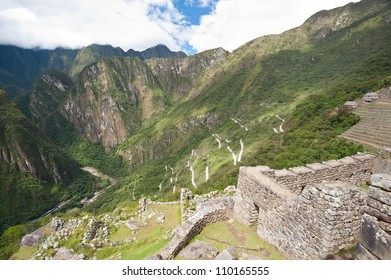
[0,0,390,259]
[0,43,187,97]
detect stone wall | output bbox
[254,153,374,195]
[160,196,233,260]
[356,171,391,259]
[234,153,377,259]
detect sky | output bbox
[0,0,360,54]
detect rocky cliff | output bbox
[28,49,228,151]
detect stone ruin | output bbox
[356,160,391,260]
[234,153,390,259]
[159,188,234,260]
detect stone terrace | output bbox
[342,103,391,149]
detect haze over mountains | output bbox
[0,0,390,259]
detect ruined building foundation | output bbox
[234,153,378,259]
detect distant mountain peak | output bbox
[127,44,187,60]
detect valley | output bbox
[0,0,391,260]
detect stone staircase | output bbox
[341,103,391,149]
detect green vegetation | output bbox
[193,221,285,260]
[1,0,391,259]
[0,216,51,259]
[0,91,95,235]
[10,245,37,260]
[67,140,127,178]
[101,0,391,208]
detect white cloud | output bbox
[0,0,183,51]
[0,0,361,53]
[0,7,37,22]
[183,0,361,52]
[185,0,216,7]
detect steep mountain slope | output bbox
[0,90,94,234]
[0,46,79,98]
[25,48,228,153]
[23,0,391,210]
[86,0,391,210]
[1,0,391,243]
[0,44,187,98]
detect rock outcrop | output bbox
[178,240,218,260]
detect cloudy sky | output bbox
[0,0,359,54]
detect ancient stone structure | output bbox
[160,196,234,260]
[356,160,391,260]
[234,153,377,259]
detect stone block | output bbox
[53,247,85,260]
[322,160,343,168]
[337,157,356,165]
[215,246,238,260]
[367,198,391,215]
[289,166,314,175]
[274,169,297,177]
[373,159,391,174]
[356,243,379,260]
[258,165,273,172]
[360,214,391,260]
[371,174,391,191]
[178,240,218,260]
[352,153,376,162]
[368,186,391,207]
[364,206,391,223]
[20,233,42,247]
[147,254,163,260]
[379,221,391,233]
[306,163,330,171]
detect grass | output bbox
[193,220,286,260]
[10,245,37,260]
[102,203,181,259]
[109,224,132,243]
[121,239,170,260]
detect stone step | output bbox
[342,131,391,144]
[356,115,391,121]
[355,113,391,119]
[341,133,391,148]
[355,109,391,114]
[345,127,391,138]
[344,103,391,149]
[341,135,384,149]
[355,106,391,112]
[347,124,391,133]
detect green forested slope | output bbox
[0,0,390,255]
[0,91,94,234]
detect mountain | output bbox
[0,44,187,97]
[128,44,187,60]
[87,0,390,207]
[0,0,390,258]
[21,47,227,152]
[0,90,94,234]
[0,46,79,98]
[21,0,389,208]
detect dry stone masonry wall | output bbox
[160,195,234,260]
[234,153,377,259]
[356,160,391,260]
